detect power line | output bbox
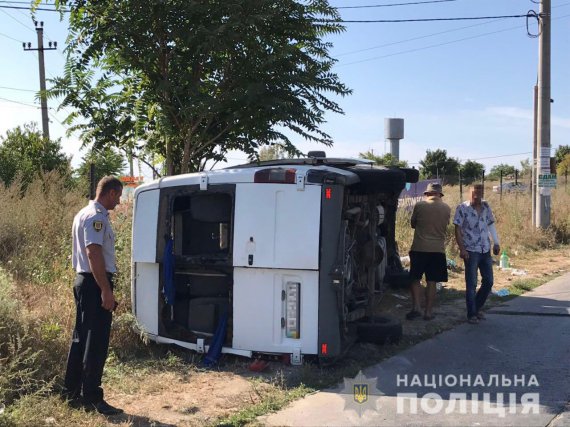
[0,96,39,108]
[0,30,22,43]
[0,5,65,12]
[336,1,570,58]
[333,14,529,23]
[336,18,504,57]
[0,85,36,92]
[336,0,458,9]
[337,13,570,67]
[460,152,532,162]
[0,8,36,33]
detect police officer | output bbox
[63,176,123,415]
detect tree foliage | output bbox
[460,160,484,185]
[557,154,570,177]
[258,145,288,161]
[75,148,126,196]
[488,163,516,180]
[46,0,351,175]
[419,149,459,184]
[0,123,70,188]
[359,150,408,168]
[555,145,570,165]
[519,158,532,178]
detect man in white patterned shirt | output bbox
[453,183,501,324]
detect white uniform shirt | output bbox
[72,200,117,273]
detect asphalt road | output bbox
[262,273,570,427]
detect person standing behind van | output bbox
[406,183,451,321]
[453,183,500,324]
[62,176,123,415]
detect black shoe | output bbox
[85,400,123,416]
[60,391,82,409]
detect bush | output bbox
[0,173,150,421]
[0,269,55,406]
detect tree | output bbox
[460,160,485,185]
[488,164,516,180]
[555,145,570,165]
[47,0,351,175]
[519,158,532,178]
[359,150,408,167]
[419,149,460,184]
[0,123,70,188]
[75,148,127,196]
[258,145,287,161]
[557,153,570,178]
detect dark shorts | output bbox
[409,251,448,282]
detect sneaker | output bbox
[85,400,123,416]
[406,310,422,320]
[467,316,479,324]
[476,312,486,320]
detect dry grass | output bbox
[1,175,570,426]
[396,182,570,258]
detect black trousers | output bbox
[63,273,113,403]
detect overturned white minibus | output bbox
[131,154,418,364]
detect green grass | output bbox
[215,383,313,427]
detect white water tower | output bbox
[384,118,404,162]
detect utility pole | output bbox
[531,85,538,227]
[23,21,57,140]
[535,0,551,228]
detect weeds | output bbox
[0,175,569,425]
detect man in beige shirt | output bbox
[406,182,451,321]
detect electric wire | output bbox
[332,14,530,23]
[336,1,569,58]
[0,5,65,12]
[0,85,36,92]
[336,0,458,9]
[0,7,36,33]
[0,96,39,108]
[0,30,22,42]
[336,18,504,57]
[337,13,570,67]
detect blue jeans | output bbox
[464,251,494,318]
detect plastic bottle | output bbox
[500,250,510,269]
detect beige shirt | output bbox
[410,196,451,253]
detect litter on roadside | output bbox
[391,293,409,300]
[498,267,528,276]
[493,289,510,297]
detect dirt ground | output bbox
[103,247,570,427]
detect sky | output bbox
[0,0,569,180]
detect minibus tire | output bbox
[356,316,402,345]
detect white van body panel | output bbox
[233,183,321,270]
[133,262,159,335]
[150,334,252,358]
[232,267,319,354]
[132,189,160,262]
